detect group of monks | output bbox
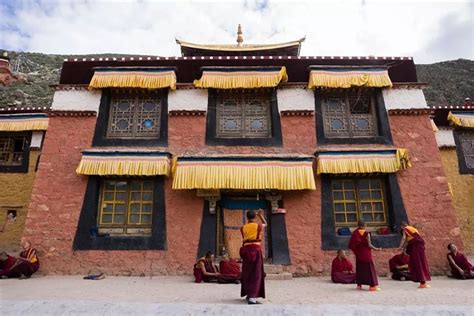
[194,214,473,304]
[331,221,474,290]
[194,209,267,304]
[0,241,40,279]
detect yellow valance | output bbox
[308,67,393,89]
[193,67,288,89]
[172,156,315,190]
[89,67,176,90]
[448,111,474,128]
[0,113,48,131]
[316,149,411,174]
[76,151,170,176]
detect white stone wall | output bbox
[168,89,208,111]
[435,128,456,147]
[277,88,314,112]
[382,88,428,110]
[51,90,102,112]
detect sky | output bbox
[0,0,472,63]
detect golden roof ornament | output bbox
[236,24,243,47]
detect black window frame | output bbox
[453,129,474,174]
[0,131,31,173]
[321,174,408,250]
[92,89,168,147]
[315,88,393,145]
[205,88,283,146]
[73,176,167,250]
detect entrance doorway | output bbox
[216,194,272,262]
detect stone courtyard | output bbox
[1,276,472,315]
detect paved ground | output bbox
[0,276,473,315]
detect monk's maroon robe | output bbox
[331,257,356,284]
[193,258,218,283]
[404,228,431,283]
[348,229,378,287]
[448,252,474,279]
[218,259,241,283]
[240,244,265,299]
[18,248,40,277]
[389,253,411,281]
[0,255,19,278]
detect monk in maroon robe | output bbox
[240,209,266,304]
[400,222,431,288]
[331,250,356,284]
[17,241,40,278]
[0,252,22,278]
[218,253,241,283]
[193,251,219,283]
[389,252,411,281]
[447,243,474,280]
[348,221,381,291]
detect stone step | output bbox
[265,272,293,280]
[263,264,284,274]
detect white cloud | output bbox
[0,0,472,63]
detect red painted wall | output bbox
[389,114,464,271]
[22,113,460,275]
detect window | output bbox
[459,131,474,168]
[0,136,26,166]
[321,89,377,138]
[98,179,154,236]
[216,89,271,138]
[455,130,474,173]
[107,90,162,139]
[73,177,166,250]
[331,177,387,227]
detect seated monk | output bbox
[16,241,40,278]
[0,252,22,278]
[218,253,241,284]
[331,249,356,284]
[389,252,411,281]
[447,243,474,280]
[194,251,219,283]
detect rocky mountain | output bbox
[0,51,472,109]
[416,59,473,106]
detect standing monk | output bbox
[348,220,381,291]
[240,209,266,304]
[399,222,431,288]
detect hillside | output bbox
[417,59,473,106]
[0,51,472,109]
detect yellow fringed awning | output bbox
[193,67,288,89]
[448,111,474,128]
[76,151,171,176]
[172,156,315,190]
[308,66,393,89]
[316,149,411,174]
[89,67,177,90]
[0,113,48,131]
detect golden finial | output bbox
[237,24,243,47]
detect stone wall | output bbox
[439,148,474,254]
[22,103,463,275]
[0,150,40,253]
[389,114,464,271]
